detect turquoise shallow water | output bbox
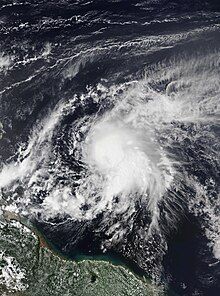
[0,1,219,295]
[35,223,147,278]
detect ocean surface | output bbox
[0,1,220,295]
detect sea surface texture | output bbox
[0,1,220,295]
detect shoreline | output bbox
[2,210,152,287]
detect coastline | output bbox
[2,210,153,287]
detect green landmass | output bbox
[0,215,160,296]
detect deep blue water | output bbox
[0,1,220,295]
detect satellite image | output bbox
[0,0,219,295]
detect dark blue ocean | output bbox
[0,1,220,295]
